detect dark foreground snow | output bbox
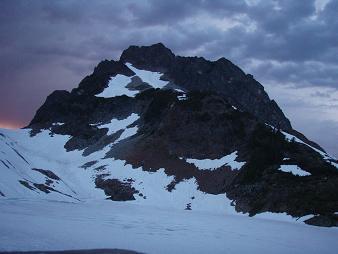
[0,250,141,254]
[1,199,337,254]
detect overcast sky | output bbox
[0,0,337,157]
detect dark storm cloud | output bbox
[129,0,248,25]
[0,0,337,155]
[244,60,338,88]
[2,0,336,77]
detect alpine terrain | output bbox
[1,43,338,254]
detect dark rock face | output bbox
[33,183,55,193]
[126,76,152,91]
[31,43,291,131]
[120,44,291,130]
[120,42,175,72]
[223,125,338,221]
[104,91,338,221]
[304,214,338,227]
[30,43,293,132]
[19,180,35,190]
[80,161,98,169]
[72,60,135,96]
[95,177,138,201]
[19,177,79,200]
[1,160,10,169]
[29,90,72,127]
[27,43,338,226]
[32,168,60,180]
[29,91,137,130]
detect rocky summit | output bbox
[1,43,338,229]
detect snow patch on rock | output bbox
[177,94,187,101]
[96,74,137,98]
[183,151,245,171]
[95,113,139,136]
[52,122,64,126]
[255,212,315,223]
[95,63,169,98]
[278,164,311,176]
[265,124,337,169]
[126,63,168,89]
[86,157,235,213]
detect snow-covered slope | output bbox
[0,128,103,201]
[1,199,338,254]
[0,127,236,213]
[1,125,328,221]
[7,126,336,254]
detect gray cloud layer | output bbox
[0,0,337,156]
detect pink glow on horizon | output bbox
[0,121,24,130]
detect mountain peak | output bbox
[3,43,338,229]
[120,42,175,71]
